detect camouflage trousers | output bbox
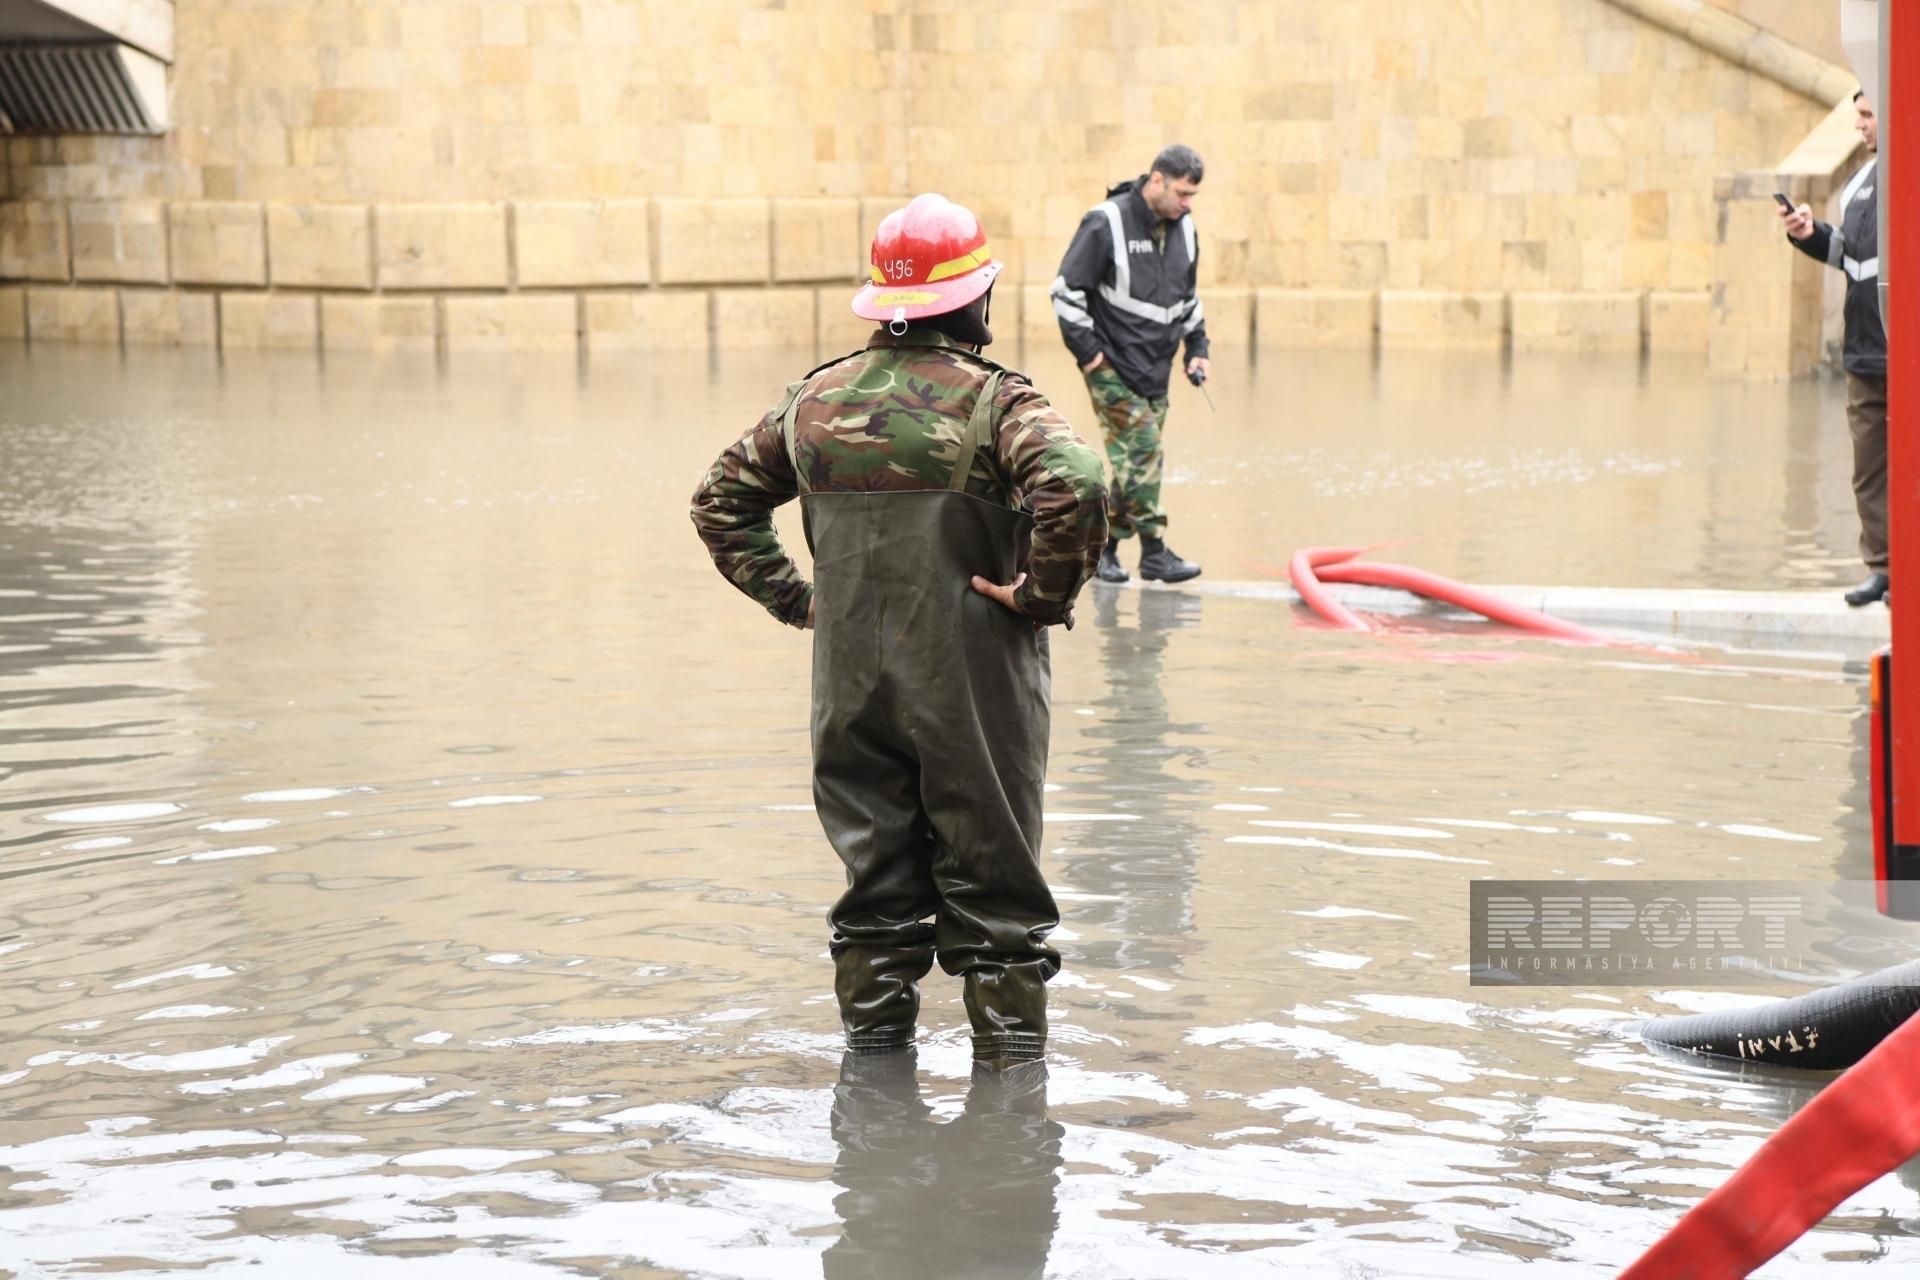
[1082,365,1169,542]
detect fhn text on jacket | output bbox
[1049,171,1210,401]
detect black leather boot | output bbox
[1845,572,1891,607]
[1095,537,1129,584]
[1138,537,1202,584]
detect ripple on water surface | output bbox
[0,347,1903,1276]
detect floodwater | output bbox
[0,340,1911,1277]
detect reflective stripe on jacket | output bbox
[1792,158,1886,378]
[1050,177,1208,400]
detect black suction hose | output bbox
[1641,958,1920,1069]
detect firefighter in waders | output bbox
[690,194,1108,1068]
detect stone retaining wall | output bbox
[1,191,1708,356]
[0,196,877,293]
[0,1,1862,368]
[3,0,1836,335]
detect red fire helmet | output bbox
[851,193,1002,324]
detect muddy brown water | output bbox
[0,341,1912,1276]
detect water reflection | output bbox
[1780,372,1872,587]
[826,1052,1061,1280]
[0,525,200,818]
[0,344,1906,1274]
[1629,1044,1920,1255]
[1059,587,1207,974]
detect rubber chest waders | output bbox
[784,367,1061,1064]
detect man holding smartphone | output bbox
[1782,90,1888,607]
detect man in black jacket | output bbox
[1784,91,1888,607]
[1050,144,1209,585]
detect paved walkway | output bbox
[1128,579,1892,653]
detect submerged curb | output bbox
[1120,579,1893,652]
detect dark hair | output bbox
[1856,87,1867,101]
[1150,143,1204,184]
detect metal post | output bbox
[1881,0,1892,338]
[1888,0,1920,846]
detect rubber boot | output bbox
[834,943,934,1055]
[964,962,1049,1067]
[1137,536,1202,584]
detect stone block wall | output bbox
[0,286,27,341]
[376,203,509,289]
[0,195,892,356]
[2,183,1711,360]
[775,198,863,285]
[1708,171,1835,378]
[0,0,1851,364]
[1017,282,1056,346]
[27,286,119,343]
[122,289,216,345]
[1379,291,1508,350]
[269,204,373,289]
[71,202,168,284]
[0,0,906,205]
[1704,0,1847,68]
[515,200,651,287]
[902,0,1827,301]
[0,201,70,280]
[220,292,319,350]
[321,296,437,353]
[584,291,710,354]
[169,202,267,286]
[654,199,770,286]
[1510,291,1644,352]
[443,294,578,354]
[1255,290,1376,349]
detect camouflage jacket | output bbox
[690,330,1108,629]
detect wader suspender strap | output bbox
[777,365,1004,495]
[946,370,1005,493]
[777,381,806,488]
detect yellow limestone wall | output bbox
[1704,0,1848,69]
[4,0,908,203]
[0,0,1839,361]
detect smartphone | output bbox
[1774,192,1795,211]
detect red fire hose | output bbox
[1286,546,1371,632]
[1287,544,1920,1271]
[1288,547,1608,645]
[1620,1007,1920,1277]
